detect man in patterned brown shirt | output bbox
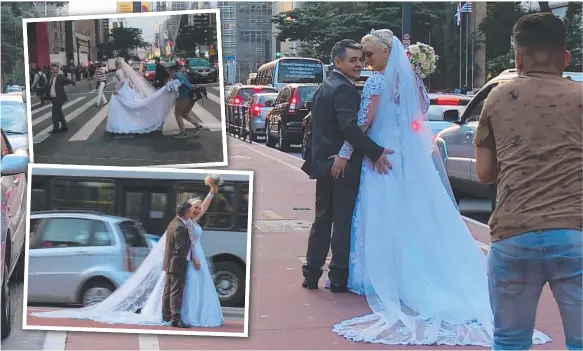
[475,13,582,351]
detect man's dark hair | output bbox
[331,39,363,68]
[513,13,566,55]
[51,63,59,68]
[176,201,192,217]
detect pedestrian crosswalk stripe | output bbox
[41,331,66,351]
[138,334,160,351]
[31,101,53,114]
[31,97,85,127]
[205,91,221,105]
[33,99,98,144]
[68,104,109,141]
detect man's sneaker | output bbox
[193,125,203,135]
[173,131,187,138]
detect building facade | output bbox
[234,2,273,82]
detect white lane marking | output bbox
[33,99,97,144]
[190,103,222,131]
[138,334,160,350]
[31,97,85,127]
[41,331,67,351]
[239,142,307,175]
[68,104,109,141]
[31,101,53,114]
[204,91,221,105]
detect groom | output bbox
[302,39,393,292]
[162,201,193,328]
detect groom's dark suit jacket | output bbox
[304,71,384,180]
[162,217,191,276]
[44,74,74,104]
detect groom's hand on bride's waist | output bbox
[373,149,394,174]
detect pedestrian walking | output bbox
[475,13,582,350]
[95,63,108,107]
[45,63,76,134]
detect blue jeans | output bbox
[488,229,583,350]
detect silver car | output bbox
[1,93,29,153]
[433,69,582,211]
[244,93,278,141]
[27,211,151,306]
[1,129,29,339]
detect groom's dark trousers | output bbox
[162,217,191,324]
[302,71,384,288]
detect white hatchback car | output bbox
[27,211,151,306]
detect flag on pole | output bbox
[455,1,472,26]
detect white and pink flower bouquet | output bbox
[406,42,438,79]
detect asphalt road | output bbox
[1,280,245,350]
[30,73,225,167]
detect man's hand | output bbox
[329,154,347,179]
[194,258,201,270]
[373,149,394,174]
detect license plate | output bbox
[200,72,208,76]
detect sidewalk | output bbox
[27,138,567,350]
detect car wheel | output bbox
[278,126,290,151]
[13,249,25,282]
[1,261,11,340]
[265,122,276,147]
[212,261,244,307]
[81,280,115,307]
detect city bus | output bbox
[255,57,326,91]
[29,166,251,307]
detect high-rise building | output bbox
[165,1,189,42]
[217,1,237,61]
[235,2,273,81]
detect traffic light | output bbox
[276,52,281,58]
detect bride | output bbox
[331,30,551,347]
[105,58,181,135]
[31,176,224,328]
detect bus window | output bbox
[177,183,235,230]
[51,179,115,214]
[31,182,47,212]
[277,59,324,84]
[124,192,143,221]
[236,184,249,231]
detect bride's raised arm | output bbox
[338,73,385,160]
[194,176,219,221]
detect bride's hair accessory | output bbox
[366,29,394,49]
[406,42,439,79]
[205,174,223,187]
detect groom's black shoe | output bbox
[171,320,189,328]
[329,284,349,293]
[301,279,318,290]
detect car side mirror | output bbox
[1,154,29,176]
[305,101,313,110]
[443,109,460,122]
[264,100,273,107]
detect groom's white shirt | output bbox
[177,216,193,261]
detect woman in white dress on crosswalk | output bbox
[105,58,182,135]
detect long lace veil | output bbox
[31,232,168,319]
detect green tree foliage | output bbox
[273,1,467,89]
[107,27,149,59]
[565,2,582,71]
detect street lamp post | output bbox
[75,37,81,81]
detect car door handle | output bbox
[465,131,475,138]
[75,250,89,255]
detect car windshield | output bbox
[146,63,156,71]
[189,59,211,67]
[427,105,467,121]
[239,88,277,102]
[0,100,27,134]
[258,94,278,105]
[297,86,319,103]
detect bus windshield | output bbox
[277,59,324,84]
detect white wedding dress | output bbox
[331,38,551,347]
[105,61,181,135]
[31,219,224,327]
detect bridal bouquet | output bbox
[205,174,224,187]
[406,42,438,79]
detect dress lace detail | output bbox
[338,73,386,159]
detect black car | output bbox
[185,57,217,83]
[266,83,320,151]
[301,82,365,160]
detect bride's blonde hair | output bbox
[115,58,124,68]
[362,29,394,50]
[188,198,202,207]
